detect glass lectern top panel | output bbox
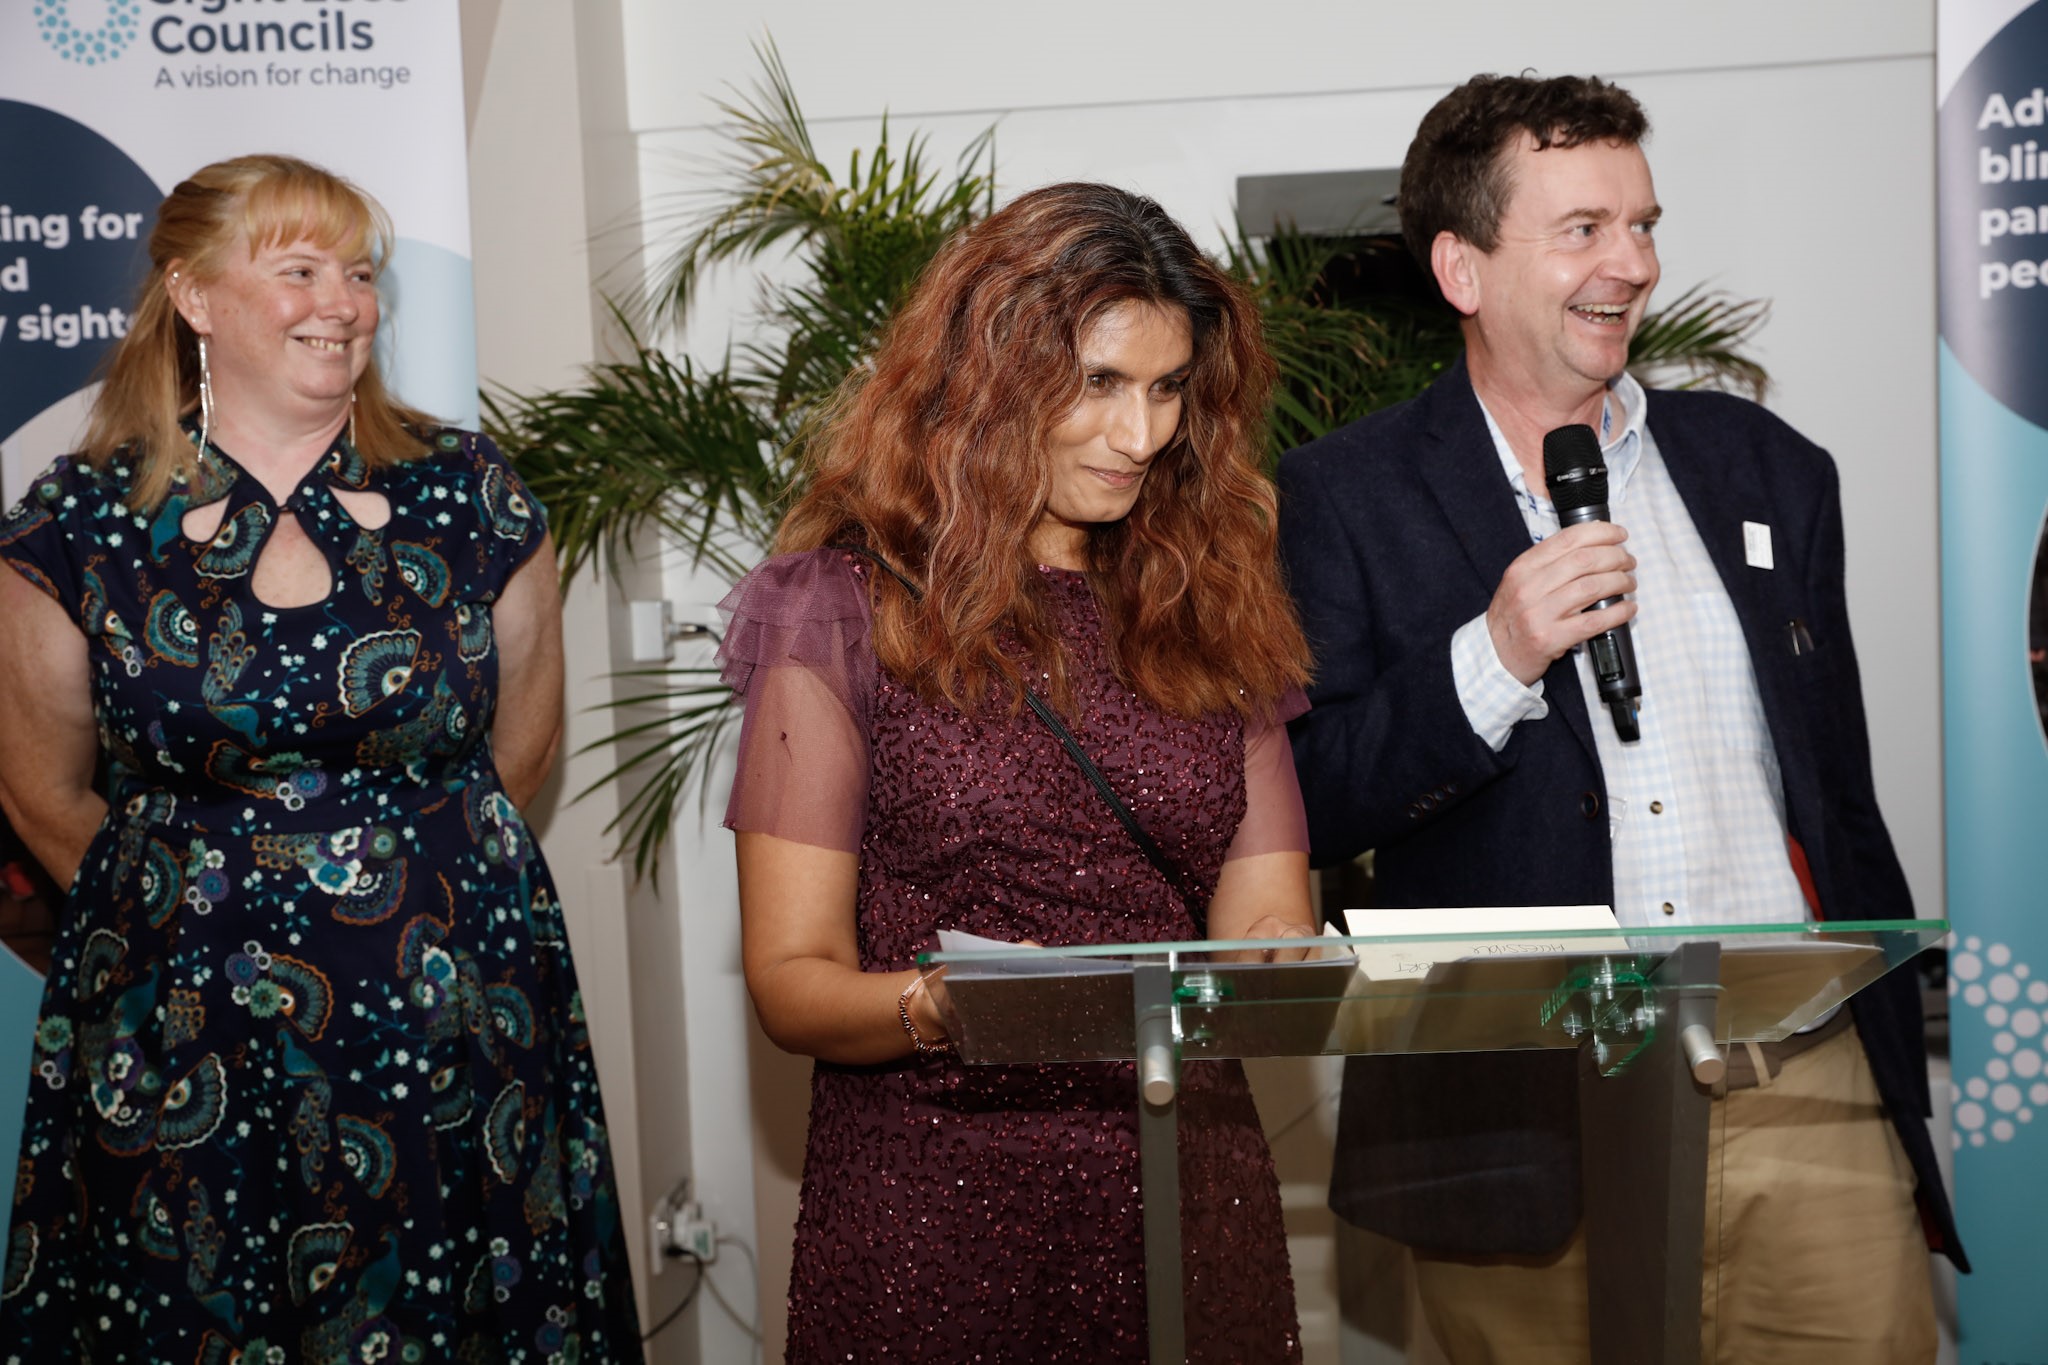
[919,919,1947,1067]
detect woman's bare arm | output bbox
[1207,850,1316,943]
[738,831,945,1063]
[489,534,566,811]
[1207,715,1318,954]
[0,568,106,889]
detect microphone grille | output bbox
[1542,424,1608,514]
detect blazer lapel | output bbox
[1415,357,1601,766]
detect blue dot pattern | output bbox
[33,0,141,66]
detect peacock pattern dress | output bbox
[0,428,640,1364]
[720,547,1306,1363]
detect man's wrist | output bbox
[1451,614,1549,752]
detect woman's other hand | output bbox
[1225,914,1320,963]
[1204,849,1316,962]
[908,967,958,1048]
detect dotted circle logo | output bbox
[1948,934,2048,1148]
[33,0,142,66]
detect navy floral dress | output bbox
[0,429,640,1364]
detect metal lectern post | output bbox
[1134,960,1185,1365]
[1578,939,1722,1365]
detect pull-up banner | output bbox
[0,0,477,502]
[1938,0,2048,1354]
[0,0,474,1244]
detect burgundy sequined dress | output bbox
[719,548,1305,1363]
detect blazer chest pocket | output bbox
[1780,615,1843,697]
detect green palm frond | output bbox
[482,312,785,584]
[636,39,835,330]
[1628,284,1772,400]
[733,126,993,436]
[1224,225,1405,461]
[639,36,995,340]
[572,668,743,884]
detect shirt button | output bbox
[1661,901,1676,916]
[1649,800,1664,815]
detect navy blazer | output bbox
[1278,357,1965,1267]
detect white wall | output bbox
[462,2,728,1361]
[618,1,1929,132]
[465,2,1950,1358]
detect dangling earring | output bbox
[348,390,358,450]
[196,334,215,452]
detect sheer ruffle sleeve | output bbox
[1223,686,1311,861]
[716,549,876,853]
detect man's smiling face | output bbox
[1462,135,1662,403]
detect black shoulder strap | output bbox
[836,543,1209,935]
[840,543,923,600]
[1016,687,1210,935]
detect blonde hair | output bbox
[81,154,433,509]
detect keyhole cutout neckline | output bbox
[177,432,390,611]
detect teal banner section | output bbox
[1940,6,2048,1349]
[0,948,40,1232]
[1939,341,2048,1358]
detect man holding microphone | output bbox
[1279,72,1962,1363]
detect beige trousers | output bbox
[1409,1027,1938,1365]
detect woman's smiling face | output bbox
[179,233,379,426]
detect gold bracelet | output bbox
[896,973,954,1061]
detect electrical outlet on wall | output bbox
[627,600,675,665]
[647,1177,718,1273]
[626,600,724,665]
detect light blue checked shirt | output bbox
[1449,374,1810,930]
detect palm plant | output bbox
[484,44,1771,876]
[483,42,1004,879]
[1625,284,1772,398]
[1222,228,1472,457]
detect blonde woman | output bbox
[0,156,639,1361]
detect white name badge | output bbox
[1744,521,1775,570]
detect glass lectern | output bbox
[921,918,1946,1365]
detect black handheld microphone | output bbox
[1541,423,1642,743]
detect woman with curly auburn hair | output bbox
[721,182,1312,1361]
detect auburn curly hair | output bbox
[777,182,1311,720]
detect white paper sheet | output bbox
[1341,905,1632,982]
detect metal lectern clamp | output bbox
[1541,954,1659,1075]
